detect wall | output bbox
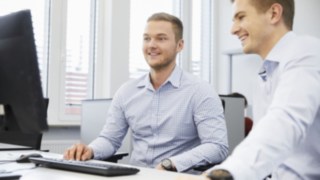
[42,126,80,153]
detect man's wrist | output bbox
[207,169,233,180]
[161,158,176,171]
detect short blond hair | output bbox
[231,0,294,30]
[147,12,183,42]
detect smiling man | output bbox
[64,12,228,173]
[177,0,320,179]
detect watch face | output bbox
[161,159,172,170]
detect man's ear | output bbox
[268,3,283,25]
[177,39,184,52]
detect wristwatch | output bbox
[161,158,176,171]
[207,169,233,180]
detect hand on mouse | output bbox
[16,153,42,163]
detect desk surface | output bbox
[0,150,199,180]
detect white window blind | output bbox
[191,0,214,82]
[63,0,94,116]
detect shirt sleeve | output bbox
[209,52,320,179]
[170,83,229,172]
[88,92,129,160]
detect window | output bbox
[63,0,95,115]
[0,0,98,124]
[49,0,97,123]
[190,0,214,82]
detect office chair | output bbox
[81,99,129,163]
[193,95,245,172]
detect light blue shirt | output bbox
[89,66,228,172]
[212,32,320,180]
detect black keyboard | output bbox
[29,157,140,176]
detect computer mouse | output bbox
[16,153,43,163]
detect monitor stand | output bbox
[0,142,32,151]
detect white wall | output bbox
[294,0,320,37]
[215,0,320,118]
[95,0,130,98]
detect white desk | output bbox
[0,150,198,180]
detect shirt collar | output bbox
[136,65,182,89]
[258,60,278,81]
[258,31,296,80]
[265,31,296,63]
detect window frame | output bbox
[47,0,98,125]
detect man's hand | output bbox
[155,159,176,171]
[175,169,233,180]
[206,169,234,180]
[155,163,166,170]
[63,143,93,161]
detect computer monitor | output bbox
[0,10,48,133]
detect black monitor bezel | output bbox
[0,9,48,133]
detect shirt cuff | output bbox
[170,156,202,172]
[88,137,115,160]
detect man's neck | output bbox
[150,64,176,90]
[260,27,289,59]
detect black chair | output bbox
[193,162,222,172]
[104,152,129,163]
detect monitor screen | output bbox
[0,10,48,133]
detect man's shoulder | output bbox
[121,75,146,87]
[180,70,217,96]
[115,75,146,95]
[291,34,320,52]
[294,35,320,59]
[181,70,212,87]
[272,34,320,77]
[279,33,320,65]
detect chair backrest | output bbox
[80,99,113,144]
[80,99,131,155]
[219,95,245,154]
